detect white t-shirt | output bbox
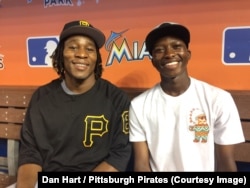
[129,77,245,171]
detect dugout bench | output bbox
[0,86,249,187]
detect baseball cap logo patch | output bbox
[79,20,90,27]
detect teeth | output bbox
[168,61,178,65]
[76,63,87,67]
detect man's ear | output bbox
[151,59,158,69]
[187,50,191,60]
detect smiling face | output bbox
[151,36,191,79]
[63,35,98,84]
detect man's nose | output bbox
[75,48,88,57]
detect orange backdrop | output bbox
[0,0,250,90]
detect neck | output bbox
[64,76,96,94]
[160,76,190,96]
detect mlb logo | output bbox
[27,36,59,67]
[222,27,250,65]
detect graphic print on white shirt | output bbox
[189,108,209,143]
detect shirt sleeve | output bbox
[213,91,245,145]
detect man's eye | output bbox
[173,44,182,49]
[153,48,164,53]
[87,47,95,52]
[68,46,77,50]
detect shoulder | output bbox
[97,78,120,89]
[190,78,234,106]
[191,77,231,96]
[97,78,130,98]
[96,79,131,107]
[31,78,62,101]
[131,83,161,104]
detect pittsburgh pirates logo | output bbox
[83,111,129,147]
[83,115,108,147]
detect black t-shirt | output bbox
[18,78,131,171]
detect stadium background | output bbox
[0,0,250,90]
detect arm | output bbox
[214,92,245,172]
[16,164,42,188]
[92,161,119,172]
[215,143,237,171]
[100,88,131,171]
[133,141,151,171]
